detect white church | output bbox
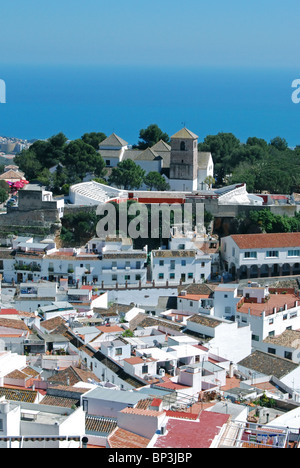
[97,127,214,192]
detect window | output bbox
[268,331,275,337]
[115,348,122,356]
[112,275,117,281]
[244,251,257,258]
[181,260,186,266]
[268,347,276,354]
[170,273,175,279]
[142,364,148,374]
[266,251,279,258]
[159,260,164,266]
[188,273,193,279]
[106,160,111,166]
[288,250,300,257]
[232,248,235,256]
[136,261,141,269]
[252,334,259,342]
[125,275,131,281]
[170,260,176,270]
[189,301,193,307]
[159,273,164,279]
[0,419,3,431]
[135,274,141,281]
[180,141,186,151]
[83,400,88,412]
[284,351,292,360]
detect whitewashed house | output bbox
[0,236,147,287]
[0,399,86,448]
[185,314,252,364]
[221,232,300,280]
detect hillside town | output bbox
[1,127,300,450]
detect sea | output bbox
[1,64,300,147]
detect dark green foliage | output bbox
[137,124,170,149]
[144,172,170,191]
[81,132,107,150]
[108,159,145,190]
[60,210,99,246]
[198,132,300,194]
[14,132,107,194]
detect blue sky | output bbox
[1,0,300,68]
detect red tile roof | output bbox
[231,232,300,249]
[154,411,230,449]
[238,292,298,317]
[108,428,150,449]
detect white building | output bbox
[96,128,214,193]
[0,399,86,449]
[185,314,252,364]
[221,232,300,280]
[0,351,27,386]
[235,285,300,358]
[0,236,148,287]
[151,249,211,284]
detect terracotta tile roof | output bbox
[135,398,153,410]
[41,316,66,331]
[238,350,298,379]
[120,407,165,417]
[40,395,79,408]
[166,410,199,420]
[178,294,210,301]
[187,314,221,328]
[155,381,191,391]
[47,366,100,386]
[124,357,156,365]
[231,232,300,250]
[108,428,150,449]
[86,415,117,435]
[0,386,37,403]
[238,292,298,317]
[5,366,40,380]
[96,325,124,334]
[0,318,29,331]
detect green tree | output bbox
[137,124,169,149]
[63,139,106,179]
[14,150,42,180]
[269,136,288,151]
[81,132,107,150]
[198,132,241,184]
[108,160,145,190]
[144,172,170,191]
[0,187,8,203]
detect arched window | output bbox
[180,141,185,151]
